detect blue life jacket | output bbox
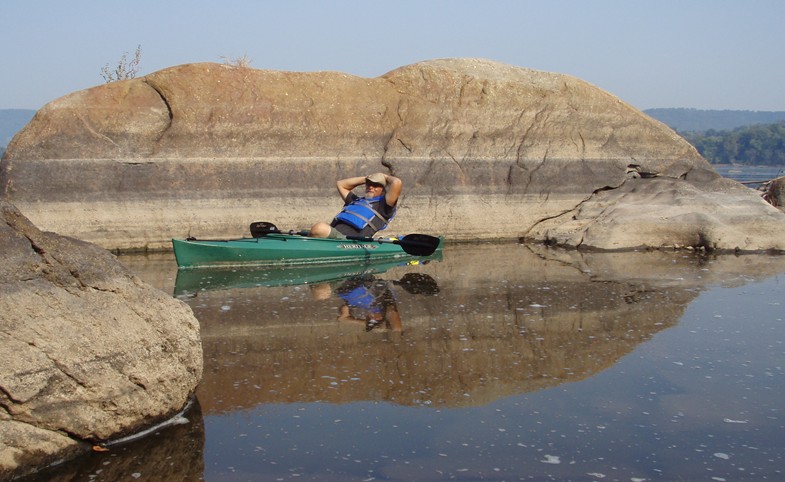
[333,195,395,233]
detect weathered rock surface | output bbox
[0,201,203,480]
[765,176,785,209]
[2,58,785,251]
[529,176,785,251]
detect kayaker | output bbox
[309,172,402,238]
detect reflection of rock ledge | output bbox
[196,281,688,412]
[188,244,785,414]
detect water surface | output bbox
[31,243,785,481]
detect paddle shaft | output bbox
[345,234,440,257]
[250,221,440,257]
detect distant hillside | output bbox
[644,108,785,132]
[1,109,36,148]
[679,121,785,166]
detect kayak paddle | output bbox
[249,221,441,257]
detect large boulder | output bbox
[0,201,203,479]
[2,58,784,252]
[529,175,785,251]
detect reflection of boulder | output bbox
[27,400,205,482]
[182,244,785,414]
[194,279,686,413]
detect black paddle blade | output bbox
[397,234,441,257]
[250,221,280,238]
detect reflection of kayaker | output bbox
[310,272,439,332]
[334,276,401,332]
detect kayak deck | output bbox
[172,233,442,269]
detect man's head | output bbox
[365,173,386,197]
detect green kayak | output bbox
[172,232,443,269]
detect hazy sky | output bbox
[2,0,784,111]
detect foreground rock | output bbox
[0,201,202,479]
[2,58,785,252]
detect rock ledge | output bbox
[2,58,784,252]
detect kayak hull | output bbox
[172,234,443,269]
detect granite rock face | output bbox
[0,201,203,479]
[2,58,784,251]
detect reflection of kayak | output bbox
[172,233,442,269]
[173,252,442,296]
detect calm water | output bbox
[714,165,784,185]
[28,243,785,482]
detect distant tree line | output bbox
[679,122,785,166]
[645,108,785,132]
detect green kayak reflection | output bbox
[173,251,442,297]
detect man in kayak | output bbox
[309,172,402,239]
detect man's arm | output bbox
[383,175,402,207]
[336,176,366,201]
